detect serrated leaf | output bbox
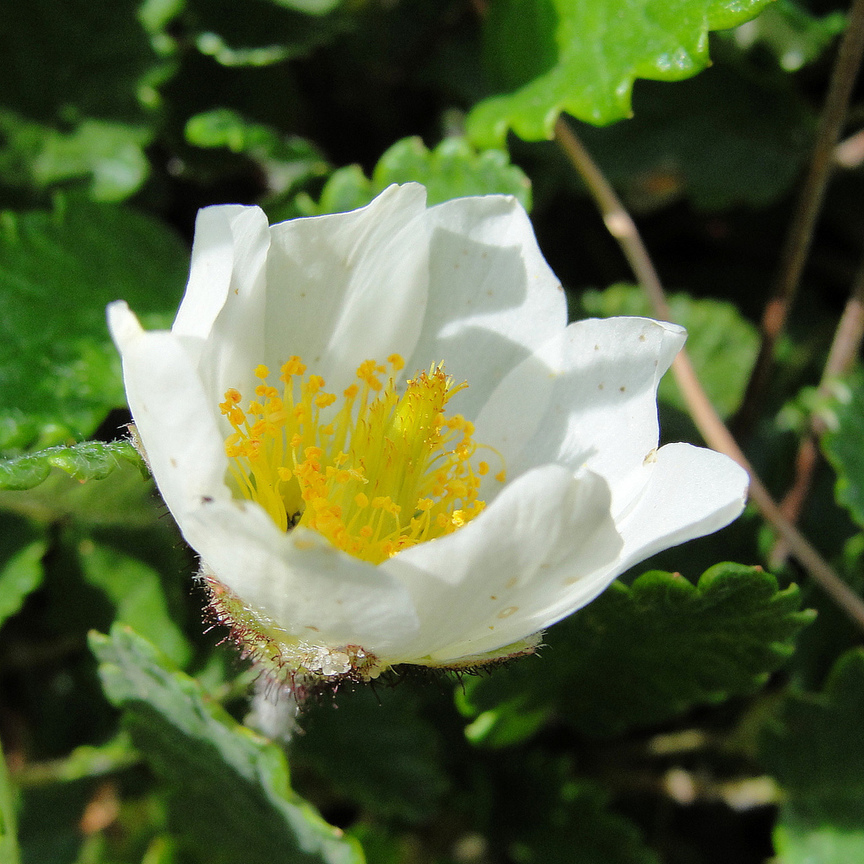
[579,284,759,418]
[91,625,363,864]
[760,650,864,863]
[0,740,20,864]
[372,137,532,210]
[467,0,775,147]
[0,451,159,530]
[0,442,144,492]
[459,564,811,741]
[306,136,531,216]
[290,684,449,823]
[822,373,864,529]
[0,201,188,451]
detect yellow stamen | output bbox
[219,355,504,564]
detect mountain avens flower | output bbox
[108,184,748,696]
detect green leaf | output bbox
[578,284,759,418]
[467,0,775,147]
[0,515,46,629]
[0,200,188,452]
[185,109,329,196]
[372,137,532,210]
[305,136,531,216]
[572,62,814,211]
[0,442,144,492]
[267,0,343,14]
[760,650,864,863]
[822,373,864,529]
[78,541,190,667]
[290,684,449,823]
[459,564,811,741]
[0,449,158,529]
[185,0,347,68]
[91,625,363,864]
[11,733,139,788]
[0,739,20,864]
[0,112,151,202]
[728,0,846,72]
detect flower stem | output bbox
[554,116,864,633]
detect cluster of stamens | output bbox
[219,355,503,564]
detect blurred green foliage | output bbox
[0,1,862,863]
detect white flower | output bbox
[108,184,748,690]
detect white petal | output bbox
[260,184,431,392]
[184,499,420,654]
[383,464,623,664]
[614,442,749,573]
[475,316,686,514]
[107,301,229,516]
[178,206,273,407]
[407,194,566,419]
[172,205,267,344]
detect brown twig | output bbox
[771,259,864,566]
[733,0,864,438]
[554,116,864,633]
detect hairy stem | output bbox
[554,117,864,633]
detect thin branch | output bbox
[771,258,864,566]
[734,0,864,437]
[554,117,864,633]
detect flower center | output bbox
[219,355,504,564]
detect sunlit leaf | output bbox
[0,442,144,492]
[303,136,531,217]
[467,0,775,146]
[0,450,158,530]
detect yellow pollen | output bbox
[220,354,505,564]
